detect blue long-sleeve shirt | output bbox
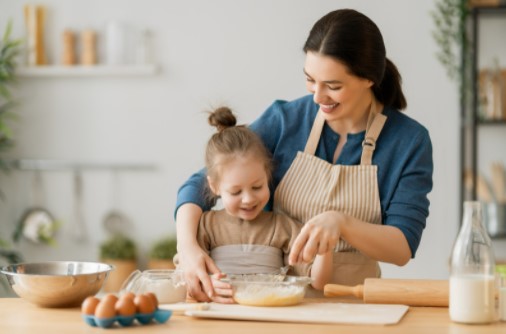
[176,94,433,257]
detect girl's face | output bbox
[208,153,270,221]
[304,51,374,132]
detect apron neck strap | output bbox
[360,102,387,165]
[304,111,325,155]
[304,101,387,165]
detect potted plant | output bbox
[147,236,177,269]
[99,234,137,292]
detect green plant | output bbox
[0,19,22,269]
[99,235,137,260]
[149,236,177,260]
[0,19,21,175]
[431,0,471,106]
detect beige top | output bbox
[196,209,310,276]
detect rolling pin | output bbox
[324,278,448,307]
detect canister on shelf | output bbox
[81,29,97,65]
[61,29,76,65]
[24,4,47,66]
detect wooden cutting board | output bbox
[184,302,409,325]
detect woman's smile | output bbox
[319,103,339,113]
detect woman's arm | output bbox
[176,203,221,301]
[289,211,411,266]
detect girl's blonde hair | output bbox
[205,106,272,190]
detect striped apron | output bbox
[273,102,386,294]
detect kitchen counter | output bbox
[1,297,505,333]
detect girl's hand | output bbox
[289,211,343,264]
[210,273,235,304]
[179,244,221,302]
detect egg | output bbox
[115,295,136,316]
[81,296,100,315]
[101,293,119,305]
[94,298,117,319]
[134,294,156,314]
[144,292,159,309]
[121,291,136,300]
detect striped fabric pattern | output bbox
[274,152,381,252]
[273,109,384,253]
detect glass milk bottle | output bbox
[449,201,496,324]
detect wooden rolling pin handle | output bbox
[324,283,364,299]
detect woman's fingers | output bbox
[318,240,329,254]
[301,229,321,262]
[290,212,343,264]
[288,228,309,265]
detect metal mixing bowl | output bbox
[0,261,113,307]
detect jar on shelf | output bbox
[479,58,504,121]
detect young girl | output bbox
[191,106,331,303]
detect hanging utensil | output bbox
[72,171,87,241]
[102,170,130,235]
[14,171,59,245]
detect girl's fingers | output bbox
[211,295,235,304]
[213,287,233,297]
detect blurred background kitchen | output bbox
[1,0,505,294]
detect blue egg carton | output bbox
[82,308,172,328]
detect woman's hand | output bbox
[289,211,344,264]
[178,243,221,302]
[209,273,235,304]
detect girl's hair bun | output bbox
[208,106,237,132]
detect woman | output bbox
[175,8,433,301]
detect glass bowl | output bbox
[224,274,312,307]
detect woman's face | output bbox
[304,51,374,131]
[208,154,270,221]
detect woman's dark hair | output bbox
[303,9,406,110]
[205,106,272,189]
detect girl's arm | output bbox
[309,251,333,290]
[176,203,220,301]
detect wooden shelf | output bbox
[10,159,156,172]
[478,119,506,125]
[16,64,159,77]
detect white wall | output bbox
[1,0,499,279]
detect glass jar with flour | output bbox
[120,269,187,304]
